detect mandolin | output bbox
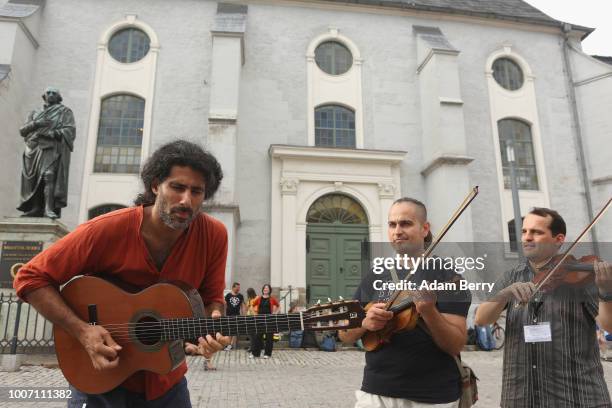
[54,276,364,394]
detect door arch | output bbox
[306,194,368,304]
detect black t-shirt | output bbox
[225,292,244,316]
[258,297,271,314]
[354,264,471,403]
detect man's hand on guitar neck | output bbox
[184,309,230,359]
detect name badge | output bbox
[524,322,552,343]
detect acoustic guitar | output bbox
[54,276,364,394]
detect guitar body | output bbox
[54,276,204,394]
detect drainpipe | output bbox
[561,23,599,256]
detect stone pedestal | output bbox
[0,218,67,372]
[0,217,70,244]
[0,354,23,372]
[0,217,69,290]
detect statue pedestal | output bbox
[0,217,69,245]
[0,217,69,290]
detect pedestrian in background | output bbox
[249,284,280,359]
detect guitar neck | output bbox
[160,313,304,341]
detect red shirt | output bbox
[251,295,279,314]
[13,206,228,400]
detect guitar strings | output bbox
[99,313,309,328]
[94,314,348,342]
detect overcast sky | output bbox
[525,0,612,56]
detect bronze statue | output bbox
[17,87,75,219]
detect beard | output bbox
[157,194,198,230]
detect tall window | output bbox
[94,95,144,174]
[492,58,524,91]
[315,105,355,148]
[498,119,539,190]
[315,41,352,75]
[108,28,150,63]
[508,219,519,252]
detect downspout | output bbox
[561,23,599,256]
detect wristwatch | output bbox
[598,291,612,302]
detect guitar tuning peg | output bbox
[339,296,344,300]
[317,299,321,305]
[327,297,332,303]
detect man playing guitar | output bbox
[13,140,229,407]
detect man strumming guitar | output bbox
[13,140,229,407]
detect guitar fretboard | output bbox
[159,313,304,341]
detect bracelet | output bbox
[598,291,612,302]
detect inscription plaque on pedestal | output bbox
[0,241,43,288]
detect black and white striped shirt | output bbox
[496,262,611,408]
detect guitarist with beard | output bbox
[13,140,230,407]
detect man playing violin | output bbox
[475,207,612,408]
[339,197,471,408]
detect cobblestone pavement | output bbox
[1,349,612,407]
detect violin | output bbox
[361,187,479,352]
[533,254,599,292]
[519,197,611,306]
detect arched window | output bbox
[498,119,539,190]
[94,94,145,174]
[314,105,355,148]
[108,28,150,63]
[88,204,126,220]
[492,58,524,91]
[307,194,367,224]
[315,41,352,75]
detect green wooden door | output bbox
[306,224,368,304]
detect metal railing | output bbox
[0,292,54,354]
[279,285,294,313]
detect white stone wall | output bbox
[0,13,39,219]
[570,47,612,242]
[0,0,605,289]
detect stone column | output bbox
[279,178,299,290]
[206,4,247,284]
[414,26,474,242]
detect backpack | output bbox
[475,325,495,351]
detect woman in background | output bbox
[249,284,279,358]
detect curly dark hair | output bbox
[134,140,223,206]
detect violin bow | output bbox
[385,186,479,309]
[518,196,612,306]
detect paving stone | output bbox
[1,350,611,407]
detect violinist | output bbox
[475,207,612,408]
[339,197,471,408]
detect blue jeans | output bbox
[67,377,191,408]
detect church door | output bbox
[306,194,369,304]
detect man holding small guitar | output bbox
[13,140,230,407]
[339,197,472,408]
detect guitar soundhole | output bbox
[135,316,162,346]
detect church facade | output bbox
[1,0,610,303]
